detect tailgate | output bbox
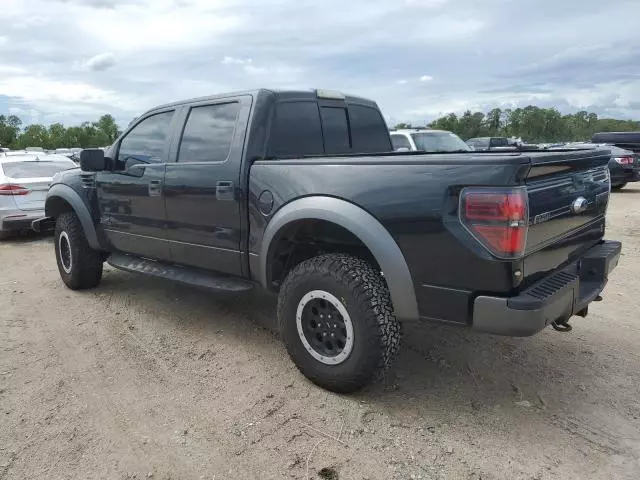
[523,148,611,282]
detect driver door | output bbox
[96,109,178,260]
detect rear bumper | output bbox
[472,240,621,336]
[609,165,640,185]
[0,210,45,232]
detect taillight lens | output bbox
[460,187,528,258]
[0,184,30,196]
[614,156,634,165]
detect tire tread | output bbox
[278,253,401,392]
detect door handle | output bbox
[216,181,234,201]
[148,180,162,197]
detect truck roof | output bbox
[148,88,379,115]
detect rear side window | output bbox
[118,111,174,165]
[320,107,350,154]
[348,104,392,153]
[391,134,411,150]
[178,103,240,163]
[270,102,324,157]
[1,161,75,178]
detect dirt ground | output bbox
[1,188,639,480]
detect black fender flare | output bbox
[259,196,419,321]
[45,184,101,250]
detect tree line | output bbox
[0,114,122,150]
[2,106,639,150]
[396,106,640,143]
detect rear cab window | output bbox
[269,100,392,157]
[270,102,324,157]
[348,104,392,153]
[320,107,350,154]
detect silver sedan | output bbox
[0,154,77,239]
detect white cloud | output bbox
[243,65,268,75]
[0,65,27,75]
[85,52,117,71]
[221,56,252,65]
[0,0,639,127]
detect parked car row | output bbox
[390,128,640,191]
[591,132,640,190]
[0,153,77,238]
[1,147,85,163]
[390,128,471,153]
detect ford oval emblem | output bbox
[571,196,588,214]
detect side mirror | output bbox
[80,148,107,172]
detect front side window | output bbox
[178,103,240,163]
[118,111,174,166]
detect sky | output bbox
[1,0,640,127]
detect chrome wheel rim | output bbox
[59,231,72,274]
[296,290,354,365]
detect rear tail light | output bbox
[0,184,30,196]
[614,156,634,165]
[460,187,528,258]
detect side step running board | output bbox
[107,253,254,293]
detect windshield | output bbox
[1,160,76,178]
[411,132,470,152]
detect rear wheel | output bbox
[54,212,103,290]
[278,254,401,393]
[612,183,627,191]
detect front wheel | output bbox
[278,254,401,393]
[611,183,627,191]
[54,212,104,290]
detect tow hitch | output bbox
[551,305,590,332]
[552,319,572,332]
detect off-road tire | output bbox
[54,212,103,290]
[278,253,401,393]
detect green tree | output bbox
[0,115,22,147]
[16,124,48,149]
[426,105,640,142]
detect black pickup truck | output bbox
[35,89,621,392]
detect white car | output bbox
[0,154,77,238]
[390,128,471,153]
